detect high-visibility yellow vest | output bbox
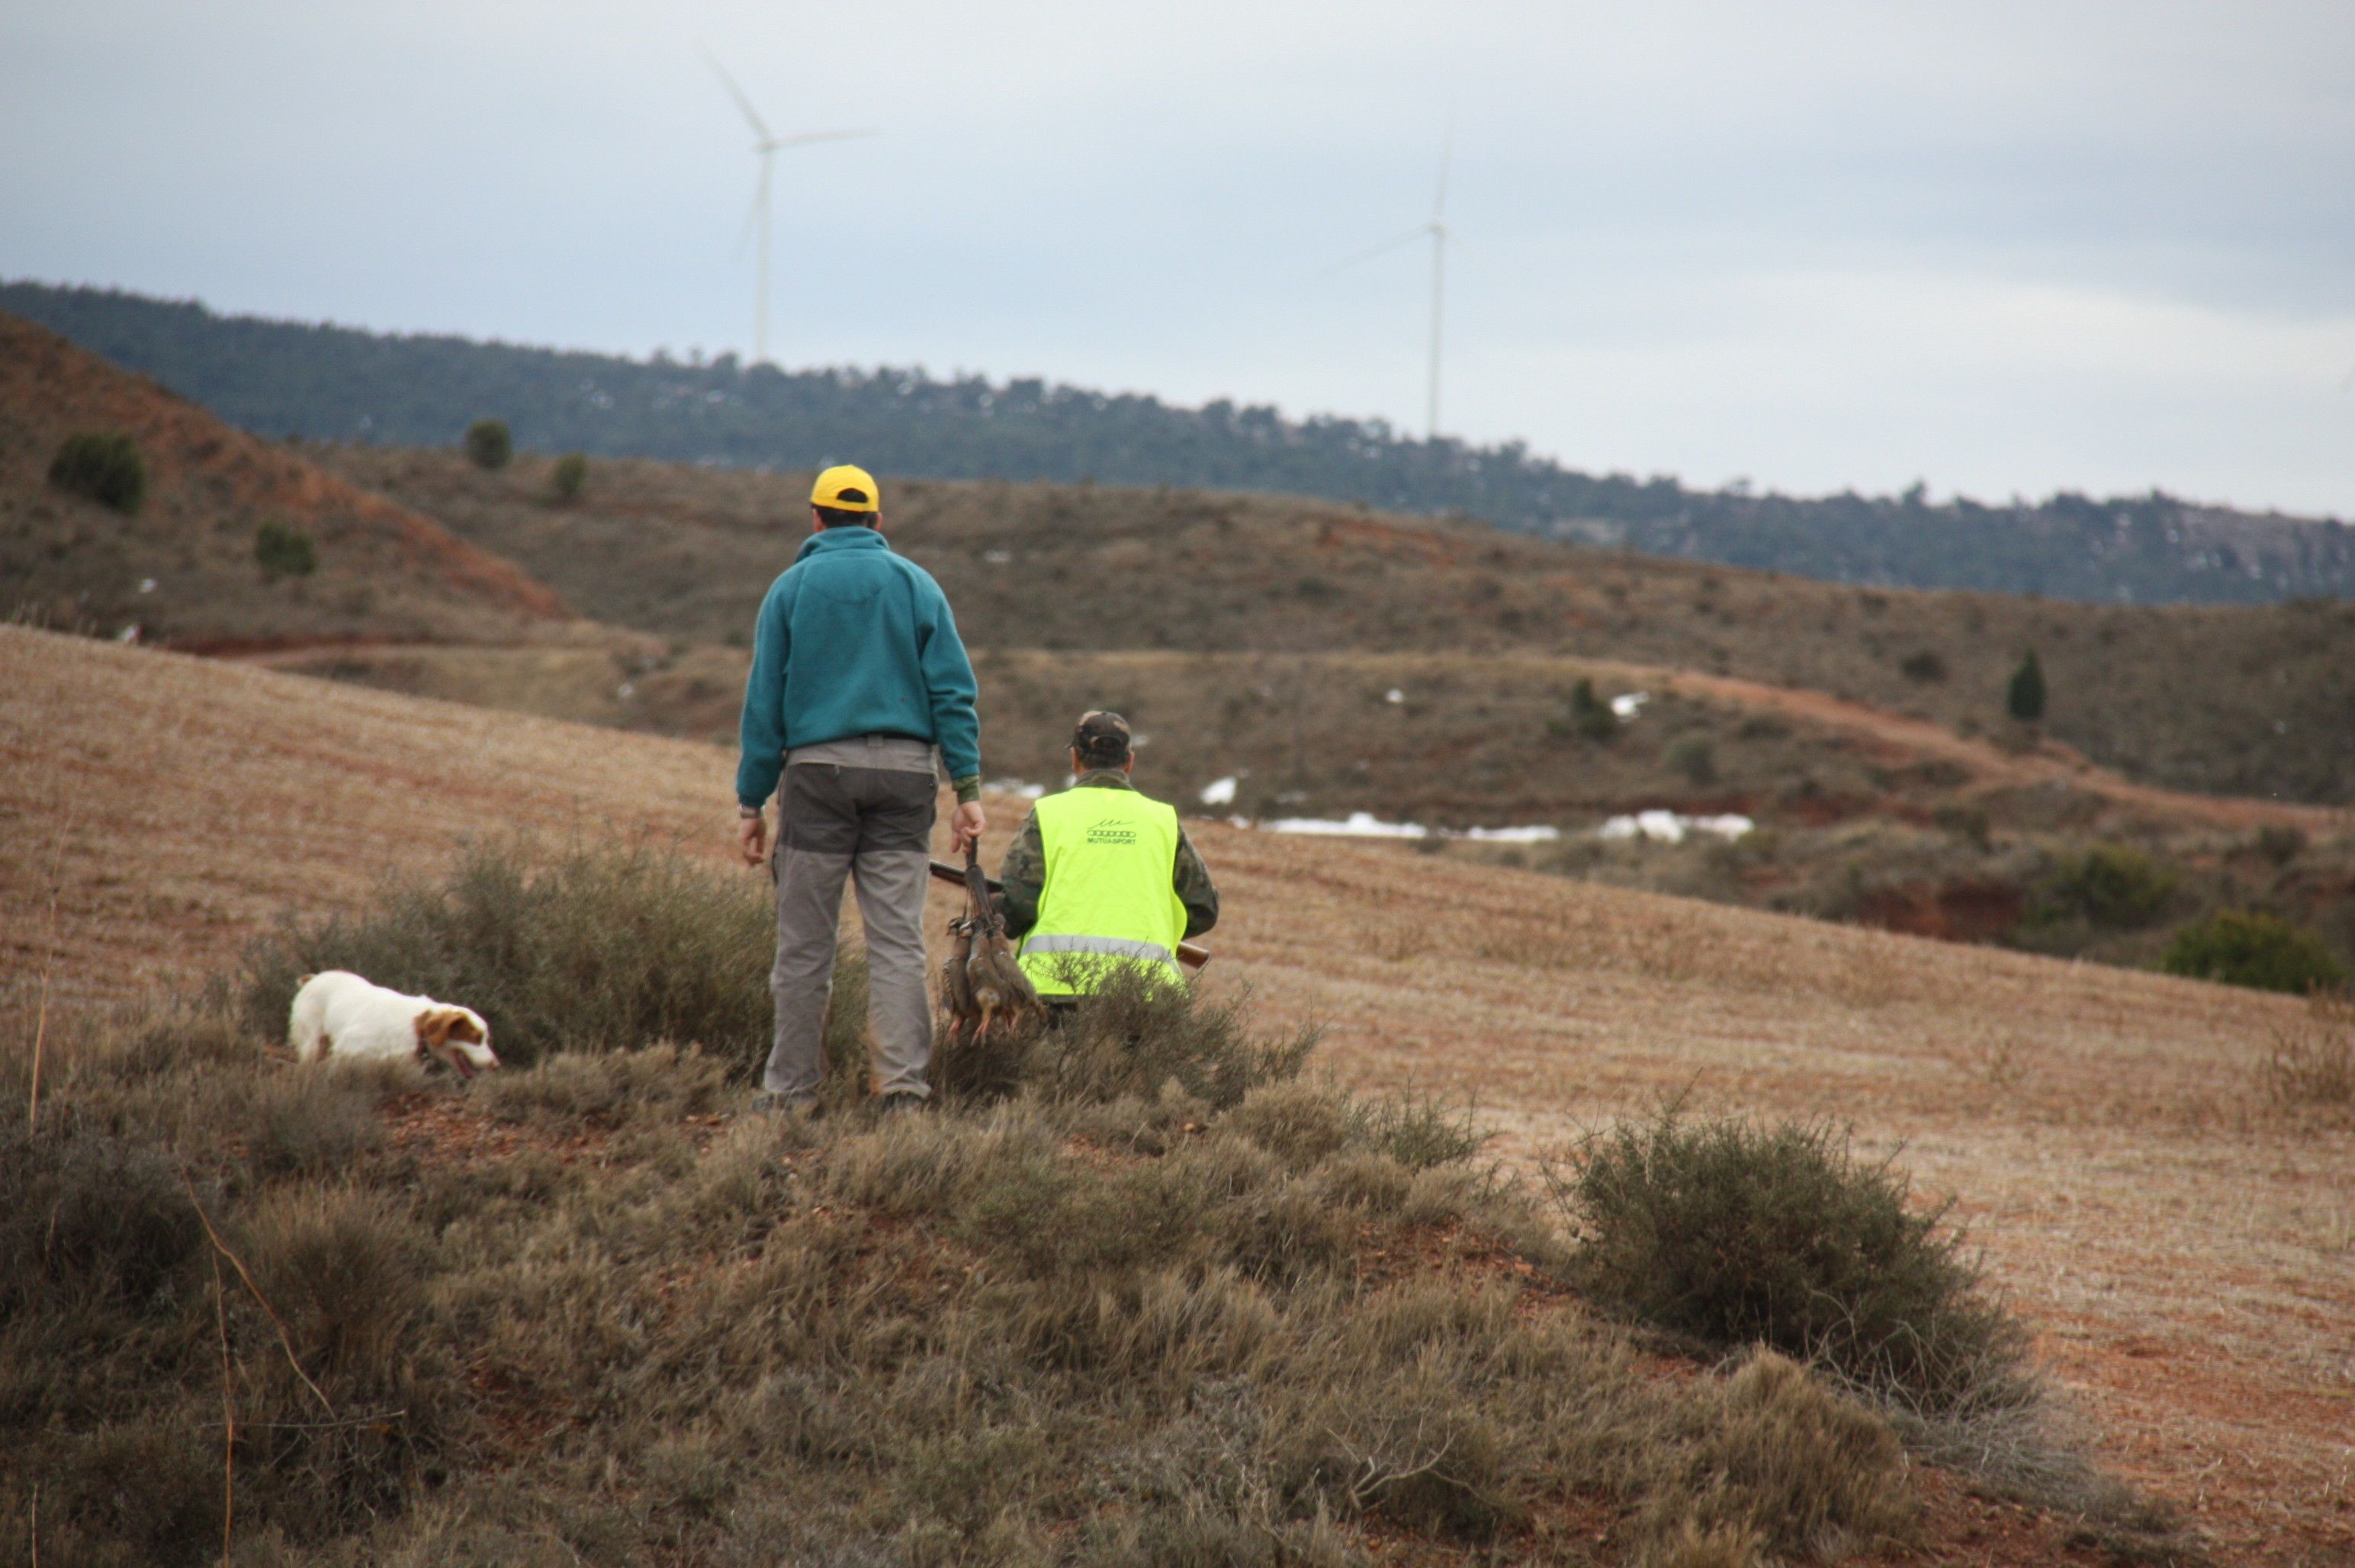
[1018,786,1188,997]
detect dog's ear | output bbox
[446,1013,485,1046]
[416,1010,457,1050]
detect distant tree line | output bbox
[8,280,2350,606]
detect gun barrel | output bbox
[927,859,1210,972]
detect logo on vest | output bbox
[1086,818,1139,846]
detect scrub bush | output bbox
[254,519,319,579]
[463,419,512,471]
[2162,909,2345,994]
[48,430,146,513]
[240,839,776,1072]
[1552,1109,2033,1416]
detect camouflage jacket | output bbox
[994,770,1219,940]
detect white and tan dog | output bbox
[288,970,500,1078]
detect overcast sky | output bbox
[5,1,2352,514]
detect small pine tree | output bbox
[551,451,588,502]
[254,519,319,580]
[1568,678,1619,741]
[48,431,146,514]
[2006,650,2046,722]
[464,419,513,471]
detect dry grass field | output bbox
[5,623,2350,1564]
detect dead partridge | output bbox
[963,913,1037,1043]
[956,850,1039,1042]
[938,915,978,1045]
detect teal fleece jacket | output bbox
[734,526,982,808]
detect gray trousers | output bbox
[763,758,937,1101]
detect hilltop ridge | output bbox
[8,278,2349,606]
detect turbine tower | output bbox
[1327,127,1453,439]
[702,50,872,365]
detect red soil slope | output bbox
[0,310,565,644]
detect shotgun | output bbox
[927,859,1211,972]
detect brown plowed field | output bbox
[5,624,2350,1565]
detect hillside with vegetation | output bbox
[0,313,568,649]
[8,623,2352,1564]
[314,445,2355,811]
[9,280,2350,606]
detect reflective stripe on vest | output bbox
[1018,786,1188,997]
[1018,933,1176,966]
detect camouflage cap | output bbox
[1071,709,1133,760]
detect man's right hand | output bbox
[949,799,987,855]
[737,810,768,868]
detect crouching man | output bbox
[994,711,1218,1008]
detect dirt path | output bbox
[6,625,2350,1565]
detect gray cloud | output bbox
[4,0,2350,512]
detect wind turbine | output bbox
[1326,126,1453,439]
[702,49,873,365]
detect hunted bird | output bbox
[937,913,978,1046]
[959,851,1039,1043]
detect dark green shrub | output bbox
[47,431,146,513]
[255,519,320,579]
[2005,650,2046,722]
[2161,910,2345,994]
[1553,1110,2032,1414]
[551,451,588,502]
[2028,844,2177,929]
[239,840,776,1072]
[2255,824,2308,866]
[463,419,512,471]
[1563,677,1618,742]
[1898,650,1946,683]
[1667,734,1717,786]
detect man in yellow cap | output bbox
[736,464,985,1114]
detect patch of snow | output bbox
[616,683,635,699]
[983,550,1014,565]
[1253,815,1561,843]
[1598,811,1753,845]
[1458,824,1561,843]
[137,577,157,594]
[986,779,1048,800]
[1199,776,1238,806]
[1610,692,1650,720]
[1263,812,1428,839]
[116,624,141,644]
[1385,688,1405,705]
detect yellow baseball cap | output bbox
[811,464,880,512]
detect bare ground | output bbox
[5,624,2350,1565]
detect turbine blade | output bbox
[1318,223,1435,278]
[760,128,879,151]
[699,46,773,143]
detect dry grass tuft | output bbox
[2260,992,2355,1126]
